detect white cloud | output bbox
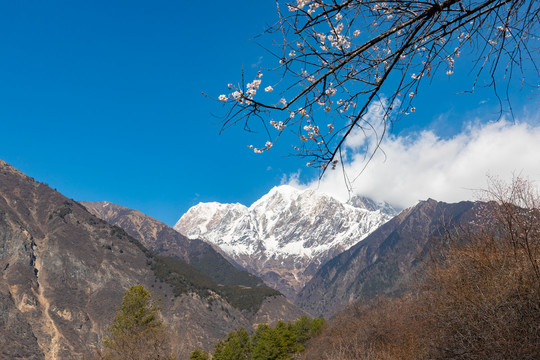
[286,119,540,209]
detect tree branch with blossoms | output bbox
[213,0,539,175]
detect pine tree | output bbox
[212,327,251,360]
[291,316,325,345]
[251,322,300,360]
[101,285,176,360]
[188,348,210,360]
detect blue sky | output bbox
[1,1,538,226]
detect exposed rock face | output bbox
[174,185,395,299]
[82,201,195,263]
[82,201,267,288]
[295,199,483,317]
[0,160,304,360]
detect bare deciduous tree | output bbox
[215,0,539,173]
[299,177,540,359]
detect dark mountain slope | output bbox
[296,199,482,317]
[0,160,304,359]
[82,201,263,288]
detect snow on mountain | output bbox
[174,185,396,299]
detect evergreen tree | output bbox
[192,316,325,360]
[101,285,176,360]
[212,327,251,360]
[251,322,299,360]
[188,348,210,360]
[251,324,281,360]
[291,316,325,345]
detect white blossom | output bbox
[218,94,227,102]
[308,3,320,14]
[325,87,337,96]
[265,86,274,92]
[232,91,243,100]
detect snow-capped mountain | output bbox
[174,185,396,299]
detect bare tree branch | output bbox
[214,0,539,172]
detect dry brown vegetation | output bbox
[301,178,540,360]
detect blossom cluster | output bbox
[219,72,271,105]
[288,0,311,12]
[215,0,532,168]
[270,120,286,131]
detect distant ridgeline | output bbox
[82,201,282,313]
[107,224,280,312]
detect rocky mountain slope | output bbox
[82,201,266,289]
[0,160,304,360]
[174,185,395,299]
[296,199,484,317]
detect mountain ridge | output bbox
[0,160,304,359]
[82,200,266,289]
[295,198,484,317]
[174,185,396,299]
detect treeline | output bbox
[152,255,279,312]
[189,316,324,360]
[108,223,279,312]
[300,178,540,359]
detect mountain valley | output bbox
[1,158,518,359]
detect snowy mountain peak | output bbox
[347,195,399,215]
[174,186,394,299]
